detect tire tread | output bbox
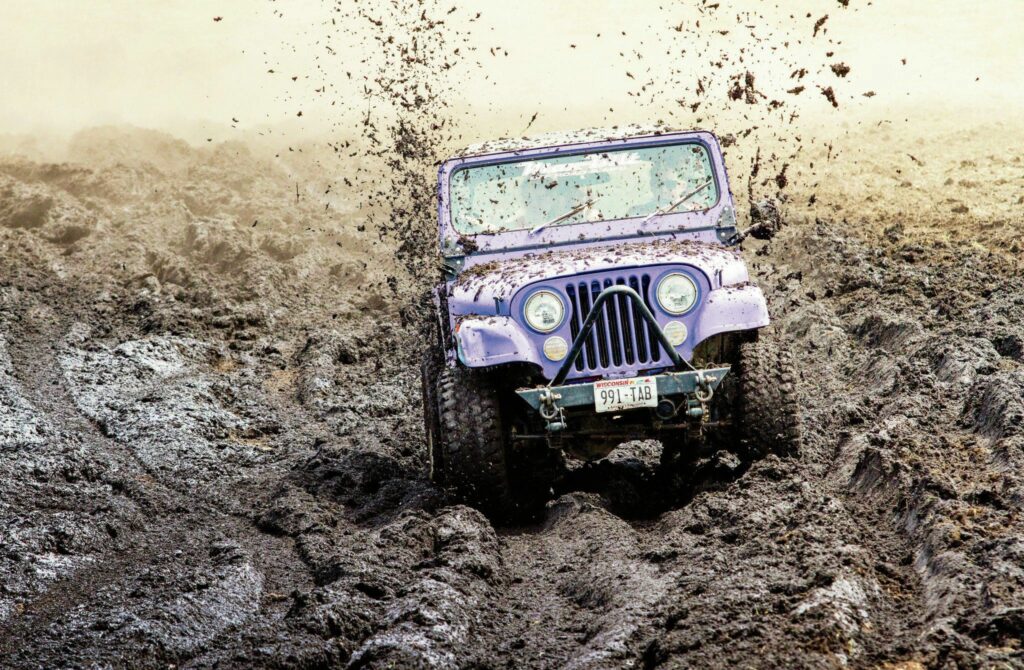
[736,329,803,457]
[435,366,516,518]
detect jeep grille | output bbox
[564,274,667,374]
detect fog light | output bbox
[663,320,687,346]
[543,336,568,361]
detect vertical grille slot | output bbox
[628,276,649,362]
[590,281,610,368]
[566,285,580,370]
[565,285,587,371]
[582,282,600,367]
[602,279,623,367]
[615,278,635,365]
[642,275,662,362]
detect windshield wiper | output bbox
[640,180,713,224]
[530,198,595,236]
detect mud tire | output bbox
[735,329,802,458]
[435,366,518,520]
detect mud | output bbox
[4,0,1024,664]
[0,120,1022,669]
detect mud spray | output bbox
[1,1,1023,668]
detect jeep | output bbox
[421,128,801,519]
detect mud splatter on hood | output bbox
[448,237,747,311]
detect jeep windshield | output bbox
[449,142,719,236]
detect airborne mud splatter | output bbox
[2,1,1024,668]
[270,0,865,297]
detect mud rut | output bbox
[2,215,1023,668]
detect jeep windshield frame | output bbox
[437,131,731,258]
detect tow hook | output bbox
[694,374,714,428]
[694,374,714,403]
[539,388,566,432]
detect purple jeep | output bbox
[421,128,801,519]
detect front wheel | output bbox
[433,366,561,522]
[734,329,803,458]
[435,365,514,519]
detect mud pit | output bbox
[1,121,1023,669]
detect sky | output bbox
[1,1,1021,143]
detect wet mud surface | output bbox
[1,122,1023,668]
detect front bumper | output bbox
[516,366,729,415]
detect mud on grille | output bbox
[565,274,667,373]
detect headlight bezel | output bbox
[522,289,566,333]
[656,272,700,316]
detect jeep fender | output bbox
[454,316,543,369]
[691,284,770,342]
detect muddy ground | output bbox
[1,123,1023,669]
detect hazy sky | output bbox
[1,1,1021,142]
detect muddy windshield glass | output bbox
[449,143,718,235]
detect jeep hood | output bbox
[447,237,750,316]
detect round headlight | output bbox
[656,273,699,315]
[523,290,565,333]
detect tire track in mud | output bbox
[736,222,1024,667]
[486,495,675,668]
[0,297,171,651]
[0,302,178,655]
[6,302,183,510]
[483,468,930,667]
[0,286,317,665]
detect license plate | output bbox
[594,376,658,413]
